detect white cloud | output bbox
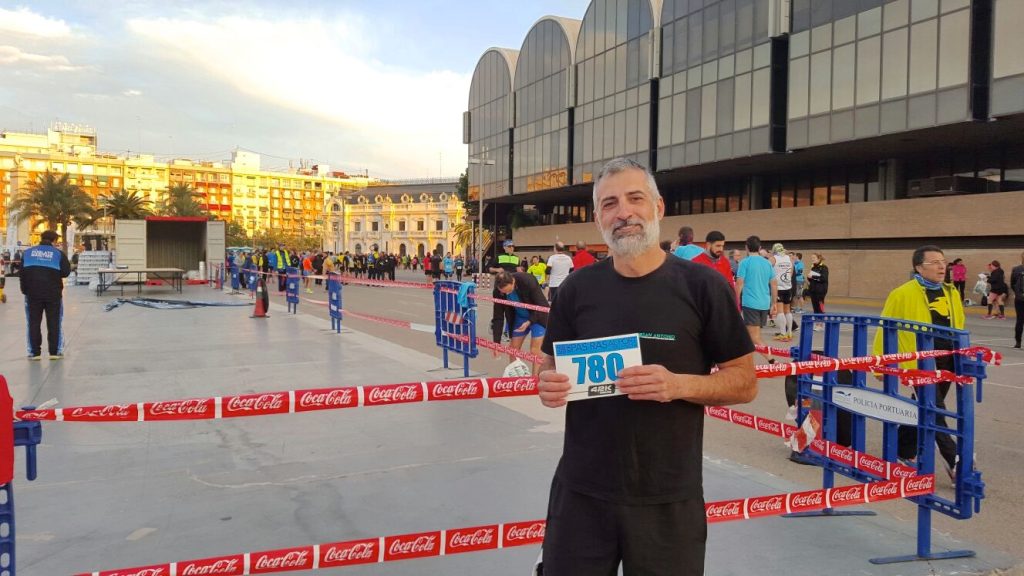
[0,7,72,38]
[0,45,84,71]
[123,89,143,97]
[127,14,470,177]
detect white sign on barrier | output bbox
[832,386,919,425]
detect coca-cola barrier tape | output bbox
[756,344,1001,369]
[14,377,541,422]
[704,405,919,480]
[15,344,996,423]
[80,474,934,576]
[444,332,546,364]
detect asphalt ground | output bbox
[282,269,1024,562]
[0,271,1020,575]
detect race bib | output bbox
[553,334,643,401]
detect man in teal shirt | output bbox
[735,235,777,360]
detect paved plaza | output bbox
[0,276,1020,575]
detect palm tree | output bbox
[7,171,96,241]
[101,188,153,220]
[159,183,206,217]
[451,220,491,257]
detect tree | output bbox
[225,220,249,246]
[100,188,152,220]
[8,171,96,241]
[159,183,207,217]
[451,221,490,257]
[455,170,477,218]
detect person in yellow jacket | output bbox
[872,245,963,482]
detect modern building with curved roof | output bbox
[465,0,1024,298]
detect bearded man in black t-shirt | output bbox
[537,158,757,576]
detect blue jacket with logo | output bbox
[20,242,71,301]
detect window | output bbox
[354,221,361,232]
[416,220,425,231]
[372,221,380,232]
[398,220,406,232]
[435,220,444,231]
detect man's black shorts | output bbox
[540,477,706,575]
[776,288,793,305]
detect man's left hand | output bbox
[616,364,683,403]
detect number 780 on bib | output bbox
[553,334,643,401]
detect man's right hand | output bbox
[538,369,571,408]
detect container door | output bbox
[114,219,147,269]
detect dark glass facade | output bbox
[573,0,654,184]
[465,0,1024,216]
[511,17,579,195]
[467,49,516,202]
[659,0,775,168]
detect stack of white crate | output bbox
[75,251,113,285]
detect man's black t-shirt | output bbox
[540,256,754,504]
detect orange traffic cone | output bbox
[251,277,270,318]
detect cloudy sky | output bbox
[0,0,589,179]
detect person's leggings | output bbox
[1015,298,1024,345]
[810,293,825,314]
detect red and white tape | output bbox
[15,377,540,422]
[79,474,933,575]
[703,405,919,480]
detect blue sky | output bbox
[0,1,590,179]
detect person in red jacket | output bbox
[572,241,596,270]
[692,230,737,305]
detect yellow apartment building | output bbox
[2,125,461,252]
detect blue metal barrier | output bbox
[327,273,343,333]
[433,281,479,377]
[285,267,300,314]
[3,416,43,576]
[230,263,240,293]
[246,269,258,298]
[791,313,985,564]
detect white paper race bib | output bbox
[553,334,643,401]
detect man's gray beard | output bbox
[601,217,661,259]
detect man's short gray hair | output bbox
[593,158,661,208]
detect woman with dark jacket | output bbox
[806,253,829,331]
[491,271,549,372]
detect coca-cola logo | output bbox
[705,501,742,519]
[706,406,730,420]
[747,495,784,515]
[322,540,377,565]
[179,557,241,575]
[447,527,496,550]
[297,388,356,409]
[106,569,168,576]
[491,377,536,395]
[429,380,482,400]
[252,550,310,571]
[149,399,211,417]
[858,456,887,476]
[504,522,546,542]
[891,464,917,478]
[905,475,934,495]
[69,404,135,420]
[829,445,855,464]
[366,385,421,404]
[225,394,286,413]
[387,535,438,556]
[829,485,864,504]
[731,412,755,428]
[16,410,49,420]
[790,490,824,510]
[756,418,782,435]
[867,481,901,501]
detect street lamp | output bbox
[468,154,495,274]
